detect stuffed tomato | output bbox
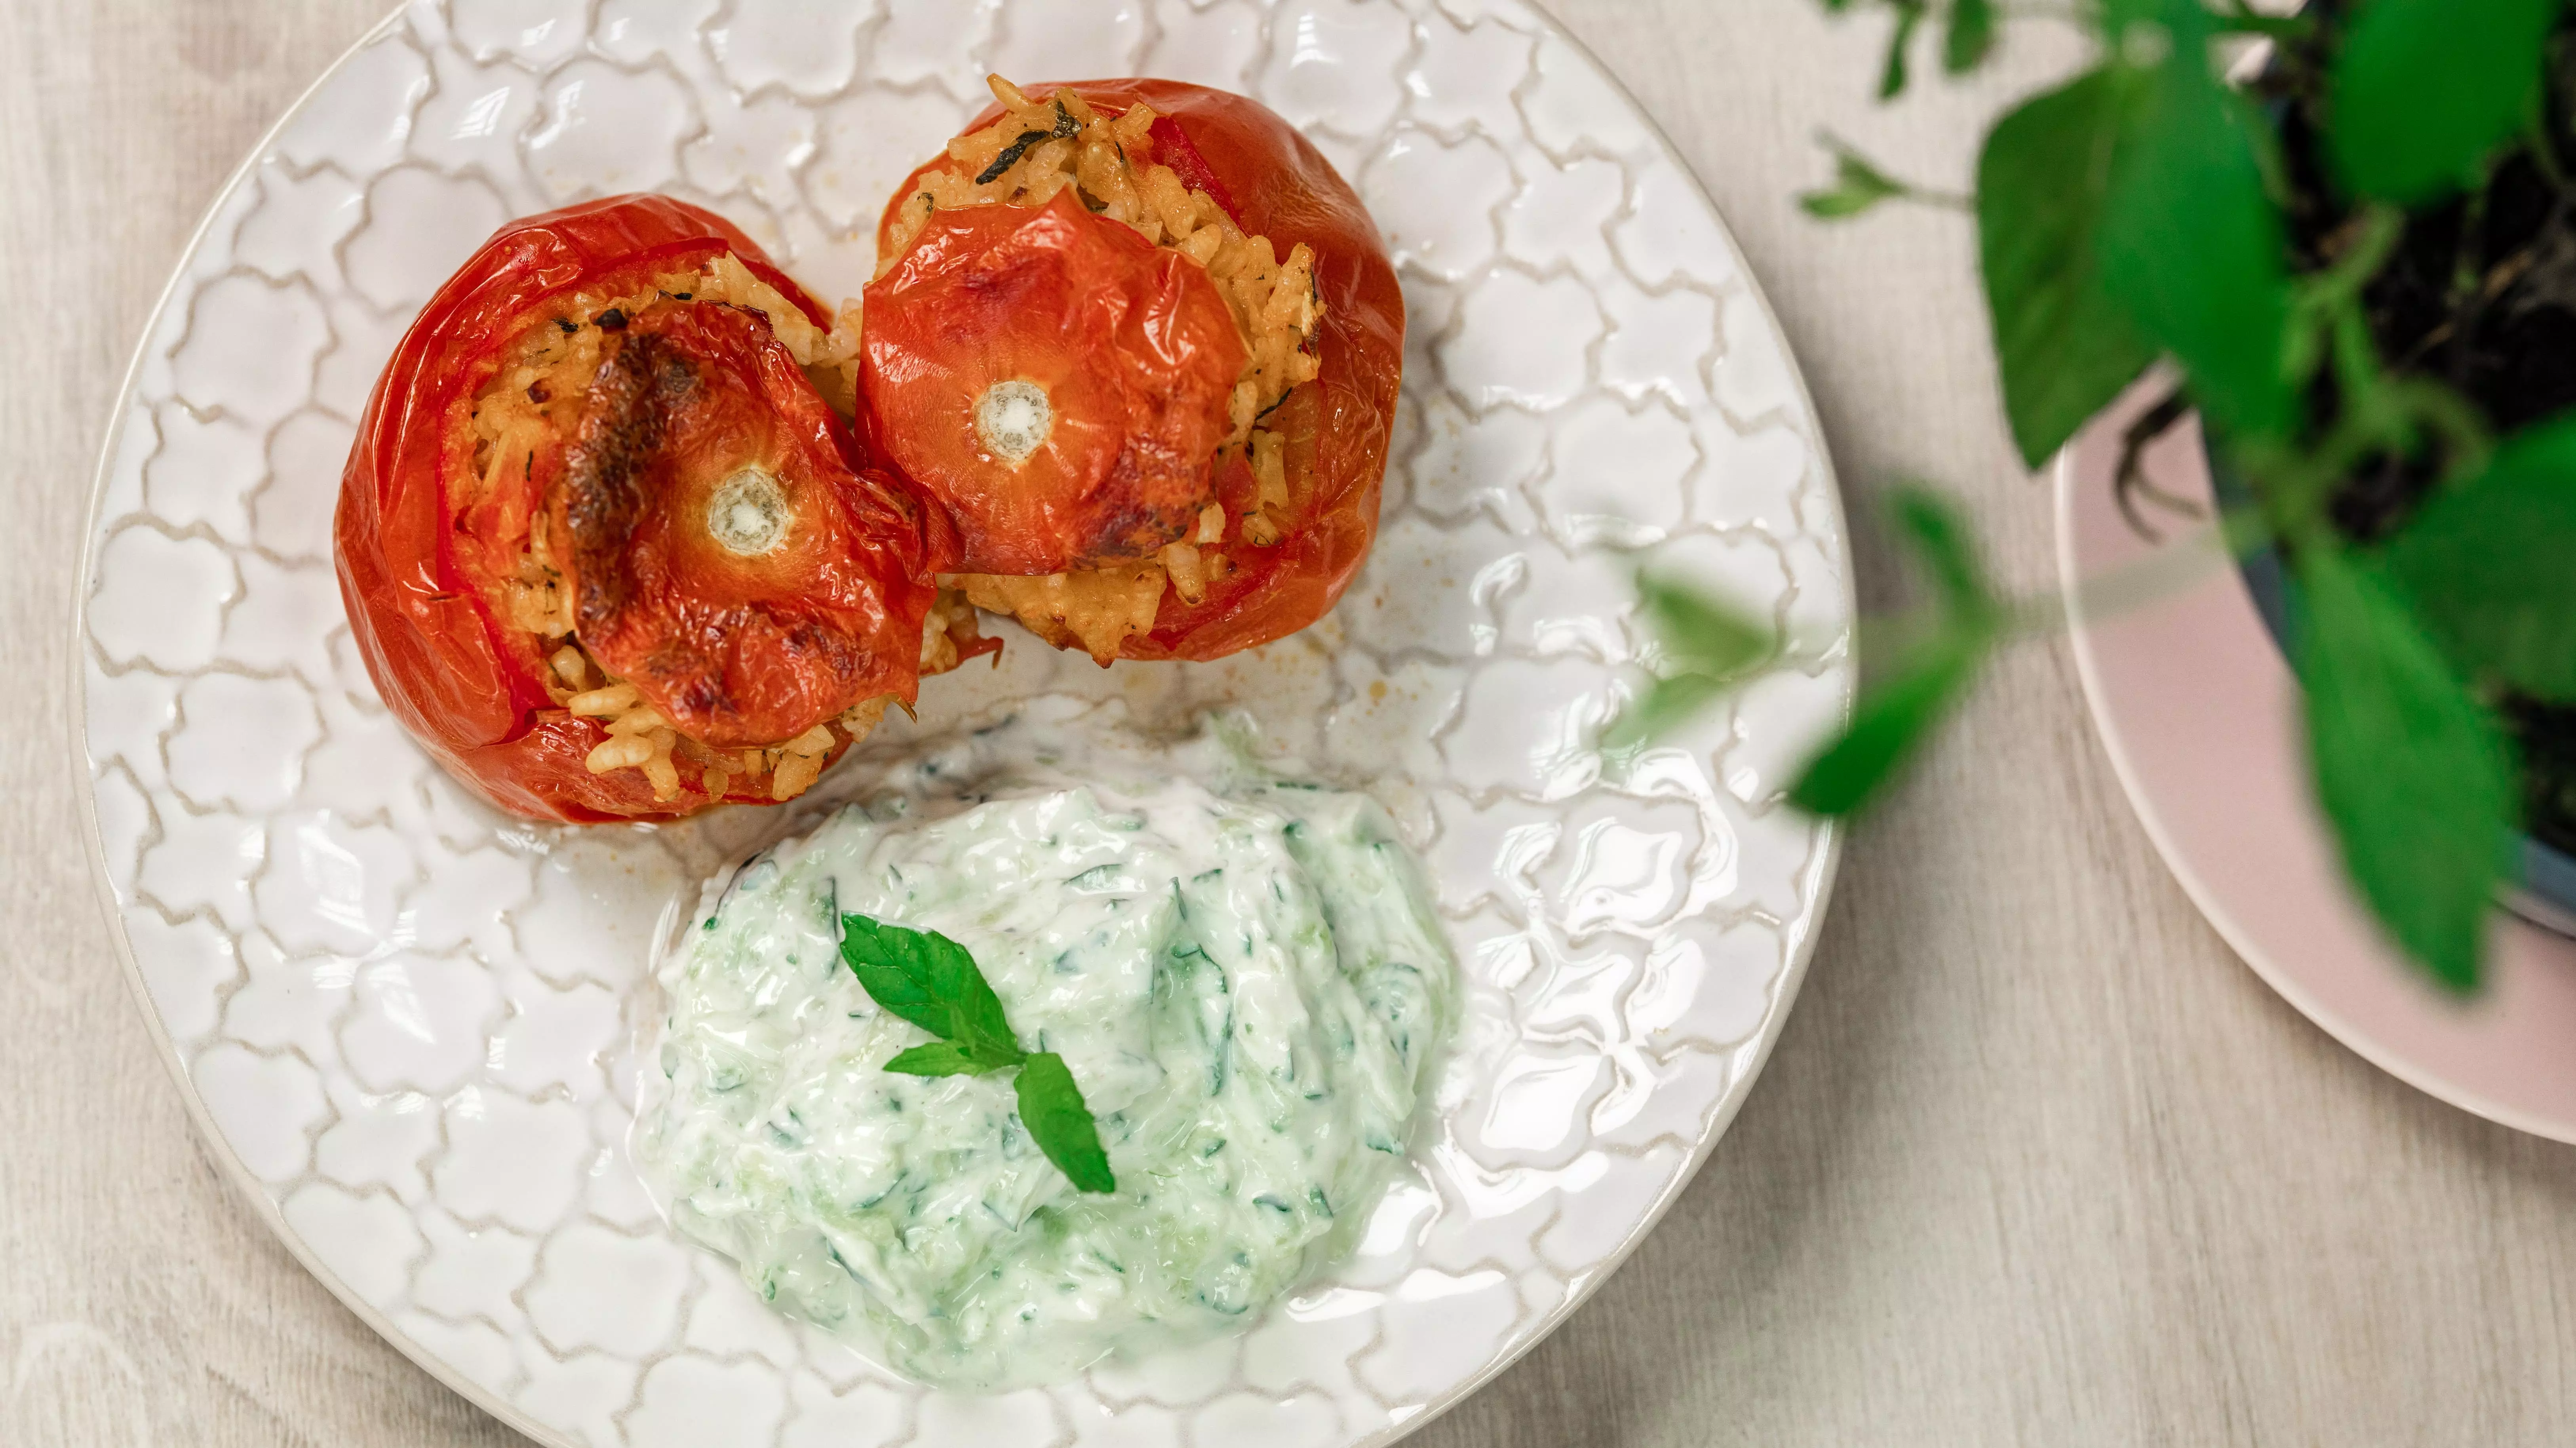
[335,194,990,824]
[862,77,1404,664]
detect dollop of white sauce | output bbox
[634,724,1453,1389]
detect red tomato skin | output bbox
[875,80,1404,662]
[1145,115,1243,223]
[335,193,913,824]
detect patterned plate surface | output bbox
[75,2,1853,1444]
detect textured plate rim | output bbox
[61,8,555,1443]
[67,3,1856,1442]
[1348,8,1852,1440]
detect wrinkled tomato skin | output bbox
[877,80,1404,662]
[864,192,1247,575]
[554,302,938,747]
[335,193,932,824]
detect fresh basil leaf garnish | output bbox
[840,912,1117,1193]
[838,914,1021,1065]
[1014,1052,1117,1195]
[884,1042,999,1077]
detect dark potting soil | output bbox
[2252,13,2576,857]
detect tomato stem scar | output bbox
[706,467,792,556]
[975,379,1053,467]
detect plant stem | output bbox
[2312,206,2406,311]
[2528,109,2571,193]
[1811,130,1975,211]
[2248,203,2476,545]
[2283,206,2402,388]
[2447,169,2492,306]
[2020,513,2255,635]
[2387,377,2494,482]
[1758,505,2270,688]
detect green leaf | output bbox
[1604,576,1777,753]
[1879,1,1927,98]
[2292,547,2515,993]
[1014,1052,1116,1194]
[1789,487,1998,816]
[838,914,961,1036]
[842,913,1112,1191]
[1977,67,2161,468]
[943,975,1022,1067]
[1607,674,1727,754]
[884,1042,992,1077]
[2383,417,2576,701]
[2329,0,2555,204]
[1944,0,1997,72]
[839,914,1022,1063]
[1788,634,1987,815]
[1887,486,1994,620]
[1801,144,1910,219]
[2094,2,2297,442]
[1640,575,1773,679]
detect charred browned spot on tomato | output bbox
[1081,487,1202,569]
[559,332,696,634]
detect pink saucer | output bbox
[2057,383,2576,1141]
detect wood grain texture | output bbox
[9,2,2575,1445]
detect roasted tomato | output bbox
[335,194,987,824]
[865,77,1404,664]
[866,192,1246,576]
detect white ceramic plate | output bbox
[75,2,1854,1444]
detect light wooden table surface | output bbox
[11,2,2576,1444]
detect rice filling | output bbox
[457,261,974,802]
[882,75,1329,661]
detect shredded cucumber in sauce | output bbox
[635,727,1453,1390]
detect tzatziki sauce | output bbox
[634,718,1454,1389]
